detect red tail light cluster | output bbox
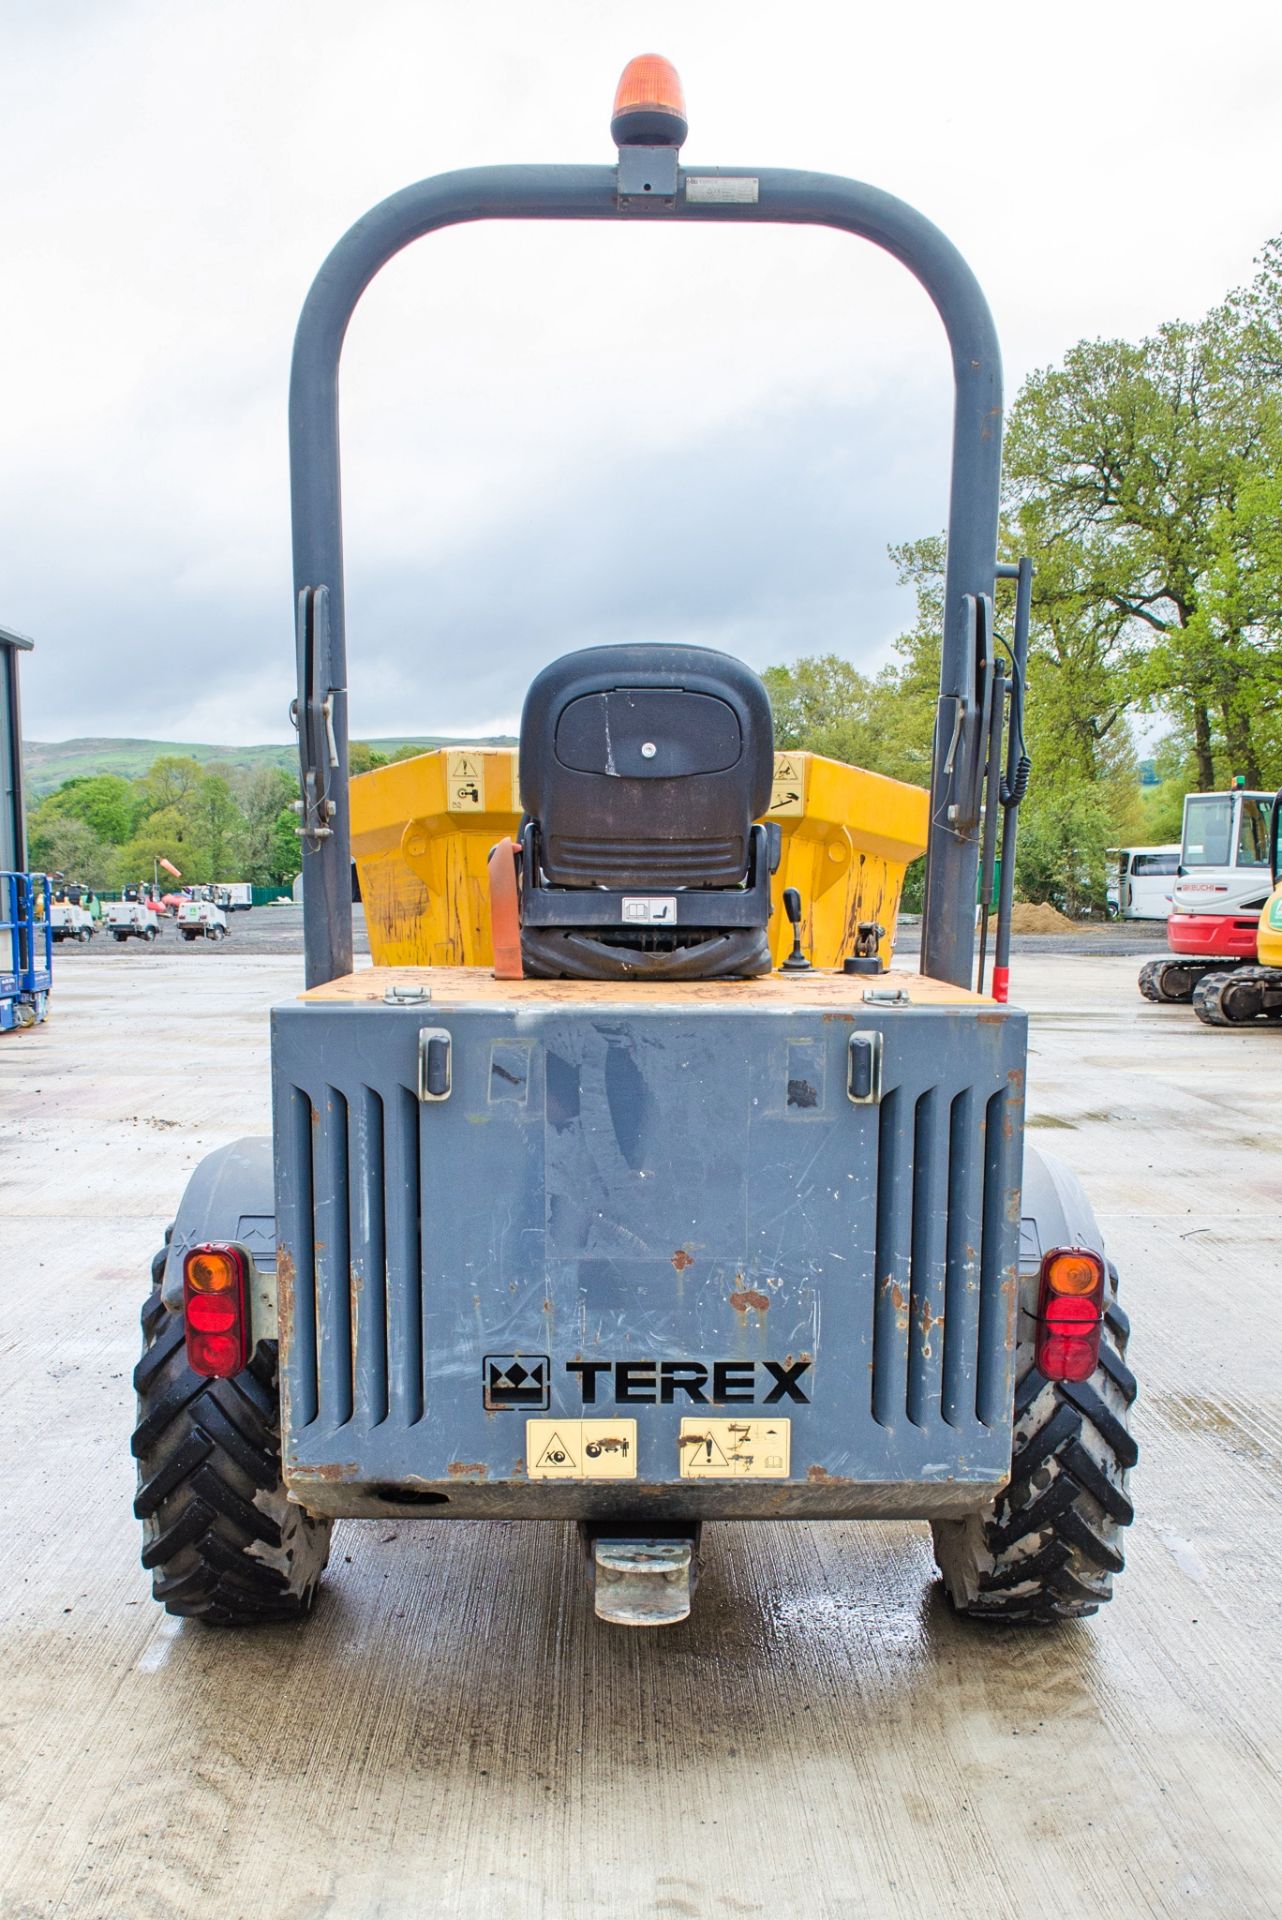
[1036,1248,1106,1382]
[183,1244,249,1378]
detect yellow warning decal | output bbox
[445,751,485,812]
[525,1419,637,1480]
[678,1418,790,1478]
[767,753,804,817]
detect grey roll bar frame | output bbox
[289,160,1004,989]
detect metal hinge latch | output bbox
[847,1030,883,1105]
[418,1028,453,1102]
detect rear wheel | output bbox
[132,1246,332,1625]
[931,1277,1137,1623]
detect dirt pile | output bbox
[1008,901,1076,934]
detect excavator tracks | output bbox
[1192,965,1282,1026]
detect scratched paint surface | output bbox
[2,948,1280,1917]
[270,996,1024,1502]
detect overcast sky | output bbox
[5,0,1281,746]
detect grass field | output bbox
[24,734,516,796]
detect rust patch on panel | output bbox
[447,1461,489,1479]
[729,1288,771,1315]
[291,1461,361,1485]
[276,1246,296,1343]
[671,1248,695,1273]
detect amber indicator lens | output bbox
[186,1249,239,1293]
[1045,1251,1103,1297]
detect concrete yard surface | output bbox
[1,945,1280,1919]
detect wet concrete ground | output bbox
[2,946,1279,1918]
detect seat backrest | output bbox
[519,644,774,889]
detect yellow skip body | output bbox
[350,747,928,973]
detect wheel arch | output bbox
[161,1135,277,1342]
[1019,1142,1109,1316]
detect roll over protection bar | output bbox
[290,153,1006,989]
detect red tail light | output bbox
[182,1244,249,1378]
[1036,1247,1106,1382]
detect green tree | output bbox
[185,772,245,880]
[110,805,201,889]
[1004,290,1281,790]
[35,773,137,845]
[232,766,299,884]
[27,810,111,886]
[134,755,205,817]
[348,742,390,775]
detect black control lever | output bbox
[780,888,812,972]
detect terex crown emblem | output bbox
[483,1354,551,1411]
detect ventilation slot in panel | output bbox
[313,1087,353,1431]
[384,1084,424,1427]
[975,1085,1011,1427]
[349,1085,388,1431]
[940,1089,982,1428]
[906,1089,948,1429]
[285,1085,319,1429]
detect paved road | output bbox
[2,950,1279,1917]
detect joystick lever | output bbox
[781,888,812,972]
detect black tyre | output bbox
[182,931,197,942]
[132,1246,332,1625]
[931,1277,1137,1623]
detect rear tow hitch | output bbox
[584,1527,700,1627]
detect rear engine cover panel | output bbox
[271,996,1025,1518]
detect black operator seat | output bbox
[515,643,776,981]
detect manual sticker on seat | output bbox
[525,1419,637,1479]
[678,1418,790,1478]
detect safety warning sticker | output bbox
[768,754,804,817]
[678,1418,790,1478]
[525,1419,638,1480]
[445,751,485,812]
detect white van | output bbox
[1108,846,1179,920]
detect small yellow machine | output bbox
[351,745,928,973]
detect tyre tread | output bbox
[932,1283,1137,1626]
[132,1254,330,1627]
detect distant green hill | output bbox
[24,735,516,797]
